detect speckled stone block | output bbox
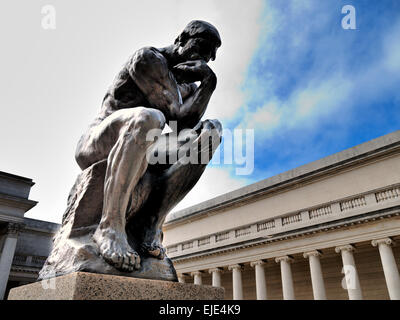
[8,272,224,300]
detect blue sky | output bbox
[223,0,400,182]
[1,0,399,222]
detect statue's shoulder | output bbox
[130,46,166,67]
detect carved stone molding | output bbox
[275,255,294,264]
[303,250,322,259]
[228,264,243,271]
[371,237,395,247]
[208,267,224,274]
[334,244,355,254]
[250,260,267,267]
[6,222,24,235]
[190,271,204,277]
[169,209,399,263]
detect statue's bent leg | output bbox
[127,119,222,259]
[92,107,166,271]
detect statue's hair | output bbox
[175,20,221,47]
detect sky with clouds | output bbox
[1,0,399,223]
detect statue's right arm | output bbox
[128,47,182,120]
[129,47,216,128]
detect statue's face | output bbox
[178,36,219,63]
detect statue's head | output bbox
[174,20,221,63]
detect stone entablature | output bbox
[166,183,400,259]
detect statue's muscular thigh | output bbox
[76,107,162,170]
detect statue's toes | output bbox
[148,247,161,257]
[130,251,141,270]
[115,250,141,272]
[98,239,141,271]
[120,251,140,272]
[158,247,166,260]
[99,244,121,267]
[110,252,122,265]
[148,246,165,260]
[142,243,165,260]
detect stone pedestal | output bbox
[8,272,224,300]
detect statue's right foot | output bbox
[93,226,141,272]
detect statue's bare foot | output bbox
[141,242,166,260]
[93,227,141,271]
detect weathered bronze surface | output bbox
[39,20,222,281]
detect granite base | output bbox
[8,272,224,300]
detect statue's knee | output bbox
[211,119,223,135]
[204,119,223,140]
[129,108,166,134]
[75,140,89,170]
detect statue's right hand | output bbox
[173,60,215,83]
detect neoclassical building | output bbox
[2,130,400,300]
[0,171,58,299]
[163,130,400,300]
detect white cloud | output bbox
[237,101,281,131]
[233,3,400,143]
[236,74,353,137]
[383,21,400,73]
[171,166,251,213]
[200,0,264,121]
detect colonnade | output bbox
[178,237,400,300]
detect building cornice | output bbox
[0,193,38,211]
[170,206,399,264]
[0,171,35,186]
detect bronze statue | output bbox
[39,20,223,281]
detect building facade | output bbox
[163,130,400,300]
[0,171,58,299]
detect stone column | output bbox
[0,223,22,300]
[303,250,327,300]
[250,260,268,300]
[228,264,244,300]
[335,244,363,300]
[208,268,223,287]
[177,273,188,283]
[191,271,203,285]
[372,238,400,300]
[275,255,295,300]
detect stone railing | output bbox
[12,254,47,267]
[235,226,252,237]
[309,205,332,219]
[375,186,400,203]
[257,220,275,231]
[216,231,230,242]
[182,241,194,251]
[282,213,302,226]
[198,237,211,246]
[340,196,367,211]
[165,183,400,257]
